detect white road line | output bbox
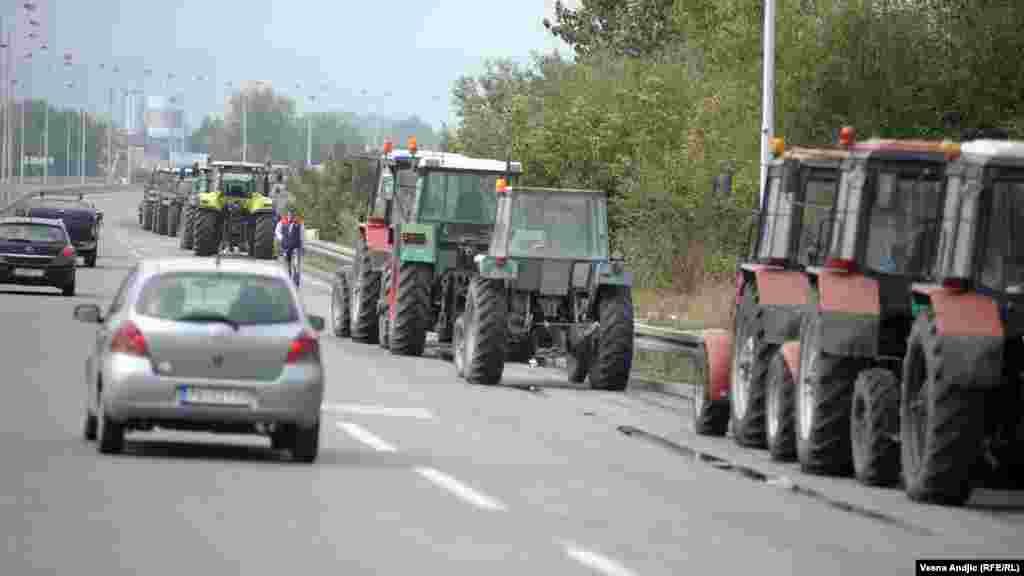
[561,541,638,576]
[335,421,398,452]
[321,403,435,420]
[414,467,507,512]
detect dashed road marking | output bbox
[561,541,638,576]
[335,421,398,452]
[322,403,435,420]
[414,467,508,512]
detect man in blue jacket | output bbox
[280,206,304,286]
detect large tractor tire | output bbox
[179,206,194,250]
[158,204,170,235]
[795,295,859,476]
[460,277,507,385]
[900,313,984,505]
[851,367,901,487]
[168,205,180,238]
[252,212,276,259]
[193,209,221,257]
[350,236,381,344]
[766,348,797,461]
[730,284,775,448]
[589,286,634,391]
[390,262,433,357]
[142,203,153,231]
[567,327,593,384]
[331,272,352,338]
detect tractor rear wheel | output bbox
[589,286,634,391]
[796,300,859,476]
[350,236,380,344]
[193,209,221,257]
[179,206,194,250]
[252,213,276,259]
[851,367,901,486]
[142,203,153,231]
[158,204,170,235]
[463,277,506,385]
[731,285,773,448]
[390,262,433,356]
[900,313,984,505]
[331,272,352,338]
[168,205,180,237]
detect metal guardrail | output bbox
[302,238,711,357]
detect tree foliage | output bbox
[455,0,1024,290]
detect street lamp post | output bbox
[306,95,315,168]
[242,86,247,163]
[0,19,8,185]
[759,0,776,204]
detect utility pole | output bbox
[242,88,247,162]
[759,0,776,205]
[0,16,6,185]
[79,105,85,184]
[107,85,112,183]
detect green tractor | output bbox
[190,161,277,258]
[178,165,210,251]
[331,139,522,356]
[453,184,635,390]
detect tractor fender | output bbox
[363,220,391,254]
[702,329,733,403]
[909,284,1004,390]
[779,340,801,384]
[247,195,275,213]
[739,265,809,345]
[809,269,880,359]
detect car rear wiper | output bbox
[174,313,240,331]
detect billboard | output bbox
[145,95,184,139]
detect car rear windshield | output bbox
[0,223,67,242]
[135,272,299,325]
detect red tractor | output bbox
[898,138,1024,504]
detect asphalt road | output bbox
[1,187,1021,575]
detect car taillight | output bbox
[110,321,148,357]
[286,331,319,363]
[62,245,75,258]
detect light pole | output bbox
[0,20,8,185]
[759,0,776,204]
[242,84,247,162]
[40,43,50,184]
[65,81,72,178]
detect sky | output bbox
[1,0,579,131]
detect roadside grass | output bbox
[632,348,701,384]
[633,275,735,330]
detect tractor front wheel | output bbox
[252,212,276,259]
[331,272,352,338]
[350,236,381,344]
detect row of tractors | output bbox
[138,162,290,260]
[329,138,635,391]
[691,128,1024,506]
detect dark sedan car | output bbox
[0,217,78,296]
[19,195,102,267]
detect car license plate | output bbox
[14,268,45,278]
[178,386,252,406]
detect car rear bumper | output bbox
[101,355,324,428]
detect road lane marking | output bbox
[414,467,507,512]
[335,421,398,452]
[561,541,638,576]
[321,403,435,420]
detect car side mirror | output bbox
[307,314,325,332]
[73,303,102,324]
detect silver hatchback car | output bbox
[74,257,326,462]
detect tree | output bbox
[543,0,681,58]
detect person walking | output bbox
[280,206,304,286]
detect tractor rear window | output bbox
[861,165,944,277]
[982,180,1024,293]
[419,172,498,224]
[508,192,605,260]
